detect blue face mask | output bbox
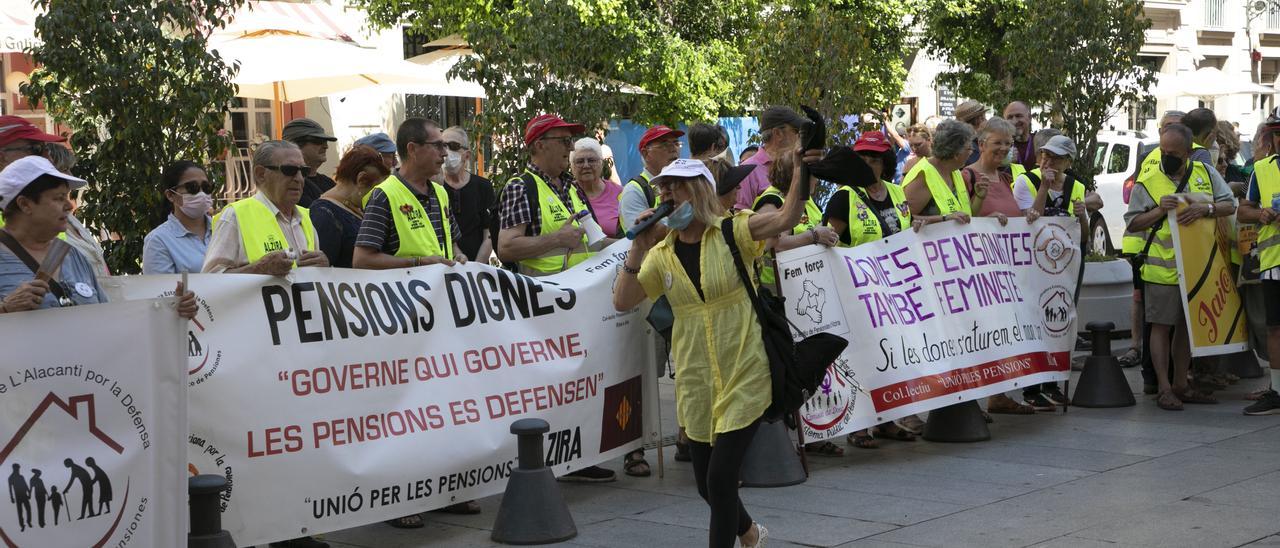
[662,201,695,231]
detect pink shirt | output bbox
[585,180,624,237]
[735,148,773,210]
[962,167,1020,217]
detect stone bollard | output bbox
[188,474,236,548]
[1071,321,1137,407]
[491,418,577,545]
[922,400,991,443]
[740,418,806,488]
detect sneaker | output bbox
[987,394,1035,414]
[558,466,616,483]
[1244,390,1280,415]
[1075,335,1092,351]
[1023,392,1057,412]
[1041,385,1070,406]
[1117,348,1140,368]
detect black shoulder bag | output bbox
[720,217,848,424]
[0,231,73,306]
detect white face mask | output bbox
[179,191,213,218]
[444,150,463,173]
[1209,144,1221,166]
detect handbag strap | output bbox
[721,217,766,317]
[1137,164,1194,261]
[0,230,70,302]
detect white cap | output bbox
[1039,135,1077,159]
[650,158,715,189]
[0,156,87,209]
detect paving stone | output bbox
[904,439,1149,472]
[1070,500,1279,548]
[1191,470,1280,509]
[630,498,897,547]
[738,483,968,526]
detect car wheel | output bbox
[1089,213,1113,255]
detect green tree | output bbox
[24,0,243,273]
[361,0,753,180]
[748,0,915,144]
[918,0,1154,183]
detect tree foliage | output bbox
[360,0,915,177]
[748,0,914,145]
[918,0,1154,183]
[24,0,243,273]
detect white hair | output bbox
[571,137,603,163]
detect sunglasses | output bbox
[171,181,215,195]
[263,164,306,177]
[412,140,448,152]
[655,178,689,191]
[443,141,467,152]
[0,144,43,156]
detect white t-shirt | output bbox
[1012,174,1064,212]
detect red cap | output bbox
[638,125,685,151]
[524,114,586,147]
[853,131,891,153]
[0,116,64,149]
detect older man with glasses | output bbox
[202,140,329,274]
[353,117,465,270]
[619,124,684,231]
[0,117,63,171]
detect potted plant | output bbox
[1078,252,1133,336]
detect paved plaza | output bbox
[309,346,1280,548]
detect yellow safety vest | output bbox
[1017,169,1087,216]
[519,171,591,274]
[753,186,822,285]
[1252,156,1280,271]
[362,175,453,260]
[220,197,315,265]
[1136,159,1213,285]
[905,159,971,216]
[842,184,911,248]
[620,172,660,208]
[1009,163,1027,182]
[1122,149,1165,255]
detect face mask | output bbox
[662,201,695,231]
[444,150,463,172]
[1209,145,1221,166]
[1160,154,1184,177]
[179,192,213,218]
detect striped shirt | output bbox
[355,178,461,258]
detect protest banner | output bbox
[105,240,654,546]
[776,218,1080,443]
[0,298,187,548]
[1168,205,1249,357]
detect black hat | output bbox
[808,146,877,188]
[716,164,756,197]
[759,106,808,132]
[282,118,337,143]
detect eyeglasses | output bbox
[654,178,688,191]
[538,136,574,147]
[171,181,215,195]
[412,140,448,152]
[573,158,601,166]
[262,164,305,177]
[443,141,467,152]
[0,144,43,156]
[646,140,682,151]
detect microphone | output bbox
[625,201,675,240]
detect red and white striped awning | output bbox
[218,1,360,44]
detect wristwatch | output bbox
[1208,204,1216,216]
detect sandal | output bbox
[846,431,879,449]
[433,500,481,515]
[624,450,651,477]
[804,441,845,457]
[1156,390,1184,411]
[386,514,424,528]
[873,424,916,442]
[1176,388,1219,404]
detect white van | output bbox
[1089,131,1159,254]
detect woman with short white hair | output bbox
[571,138,624,237]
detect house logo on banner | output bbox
[799,357,857,441]
[0,392,137,547]
[1033,224,1075,275]
[1039,286,1074,338]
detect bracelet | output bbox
[810,228,819,245]
[411,257,420,267]
[620,263,641,275]
[1208,204,1216,216]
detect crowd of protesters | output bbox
[4,96,1280,547]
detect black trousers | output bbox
[688,418,761,548]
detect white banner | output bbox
[106,240,653,546]
[0,298,187,547]
[777,218,1080,442]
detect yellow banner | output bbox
[1168,204,1249,356]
